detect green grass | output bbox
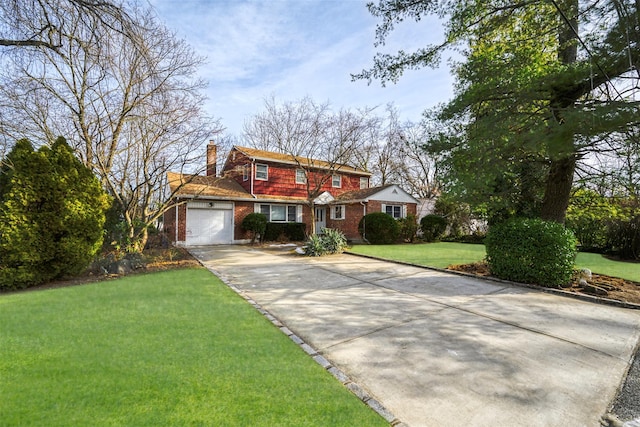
[0,268,387,427]
[349,243,640,282]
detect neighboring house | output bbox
[163,144,418,246]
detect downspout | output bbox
[360,200,369,244]
[250,159,257,198]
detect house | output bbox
[163,144,418,246]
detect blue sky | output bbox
[149,0,455,137]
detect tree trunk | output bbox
[540,155,576,223]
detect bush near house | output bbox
[263,222,306,242]
[398,214,418,242]
[485,217,578,287]
[358,212,399,244]
[304,228,347,256]
[241,212,268,243]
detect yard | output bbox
[349,243,640,304]
[0,268,387,427]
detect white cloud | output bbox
[149,0,456,136]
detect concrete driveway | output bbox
[190,246,640,427]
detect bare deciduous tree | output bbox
[0,2,222,251]
[243,96,376,234]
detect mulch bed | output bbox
[448,262,640,305]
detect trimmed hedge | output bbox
[263,222,306,242]
[485,217,578,287]
[358,212,399,244]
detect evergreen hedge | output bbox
[263,222,306,242]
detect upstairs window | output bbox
[295,169,307,184]
[255,163,268,180]
[360,177,369,189]
[332,174,341,188]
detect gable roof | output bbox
[231,146,371,176]
[334,184,419,204]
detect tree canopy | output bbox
[356,0,640,223]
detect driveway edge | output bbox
[199,261,408,427]
[345,251,640,311]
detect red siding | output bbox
[222,148,369,199]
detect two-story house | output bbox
[163,144,418,246]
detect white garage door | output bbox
[186,203,233,245]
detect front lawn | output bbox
[349,243,639,282]
[0,268,387,427]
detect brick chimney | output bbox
[206,141,217,176]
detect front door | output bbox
[315,207,326,233]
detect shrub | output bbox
[304,228,347,257]
[0,137,109,290]
[565,188,624,252]
[485,217,578,287]
[420,214,447,242]
[263,222,306,242]
[606,215,640,260]
[241,213,267,243]
[358,212,399,244]
[398,214,418,242]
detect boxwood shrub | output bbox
[241,213,267,243]
[263,222,306,242]
[485,217,578,287]
[358,212,399,244]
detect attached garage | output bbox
[185,202,234,245]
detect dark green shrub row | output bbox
[398,214,418,242]
[606,216,639,260]
[358,212,399,244]
[485,217,578,287]
[263,222,306,242]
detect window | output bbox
[259,204,300,223]
[332,174,341,188]
[295,169,307,184]
[385,204,403,219]
[243,164,250,181]
[331,205,345,220]
[256,163,268,180]
[287,206,297,222]
[360,177,369,189]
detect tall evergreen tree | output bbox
[0,137,109,290]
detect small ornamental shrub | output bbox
[358,212,400,244]
[241,213,267,243]
[485,217,578,287]
[420,214,447,242]
[398,214,418,242]
[303,228,347,257]
[319,228,348,254]
[304,234,326,257]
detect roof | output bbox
[167,172,252,200]
[334,184,419,204]
[232,146,371,176]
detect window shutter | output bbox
[402,205,407,218]
[254,203,261,213]
[296,205,303,222]
[381,204,386,213]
